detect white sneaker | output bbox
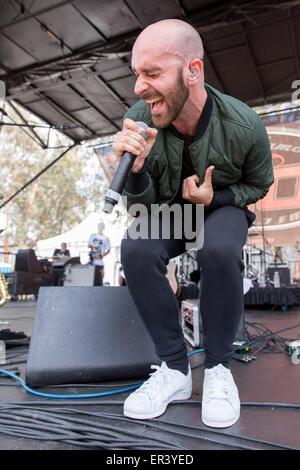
[202,364,240,428]
[123,362,192,419]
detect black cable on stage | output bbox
[150,416,299,451]
[0,401,298,450]
[0,406,289,451]
[1,333,300,450]
[245,319,300,355]
[0,407,183,450]
[0,360,27,367]
[0,400,125,406]
[173,399,300,410]
[0,408,254,451]
[1,398,300,409]
[83,409,299,451]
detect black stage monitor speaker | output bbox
[267,265,291,286]
[25,286,160,387]
[15,249,42,273]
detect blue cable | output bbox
[0,348,204,399]
[188,348,204,357]
[0,369,140,398]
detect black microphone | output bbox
[103,121,148,214]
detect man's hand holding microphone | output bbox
[103,119,158,214]
[103,118,214,214]
[113,119,158,173]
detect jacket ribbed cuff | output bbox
[124,166,149,195]
[206,188,235,211]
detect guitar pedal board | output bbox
[181,299,203,348]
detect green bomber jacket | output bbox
[122,84,274,210]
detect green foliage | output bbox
[0,107,108,249]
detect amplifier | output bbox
[5,271,53,295]
[15,249,42,273]
[64,264,95,286]
[4,273,17,296]
[181,299,203,347]
[267,265,290,286]
[181,298,247,348]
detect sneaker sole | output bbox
[124,388,192,420]
[202,410,240,428]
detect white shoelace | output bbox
[207,367,229,399]
[138,364,176,397]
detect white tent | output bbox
[36,211,129,285]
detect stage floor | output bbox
[0,299,300,452]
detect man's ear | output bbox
[187,58,203,83]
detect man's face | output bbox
[131,49,189,128]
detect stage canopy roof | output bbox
[1,0,300,145]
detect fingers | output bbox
[204,165,215,184]
[183,174,199,190]
[182,174,199,199]
[184,166,214,188]
[112,118,157,160]
[123,119,158,146]
[123,118,142,133]
[182,168,214,205]
[145,127,158,147]
[113,123,145,158]
[114,133,145,157]
[186,174,200,186]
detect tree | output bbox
[0,104,108,258]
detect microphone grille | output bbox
[136,121,148,139]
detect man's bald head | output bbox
[133,19,204,64]
[131,19,206,130]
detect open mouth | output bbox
[146,98,164,113]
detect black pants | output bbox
[94,265,103,286]
[121,206,249,371]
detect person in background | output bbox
[52,242,71,285]
[88,222,111,286]
[52,242,70,261]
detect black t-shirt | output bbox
[53,248,70,257]
[168,86,213,206]
[168,86,234,211]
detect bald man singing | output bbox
[113,19,273,428]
